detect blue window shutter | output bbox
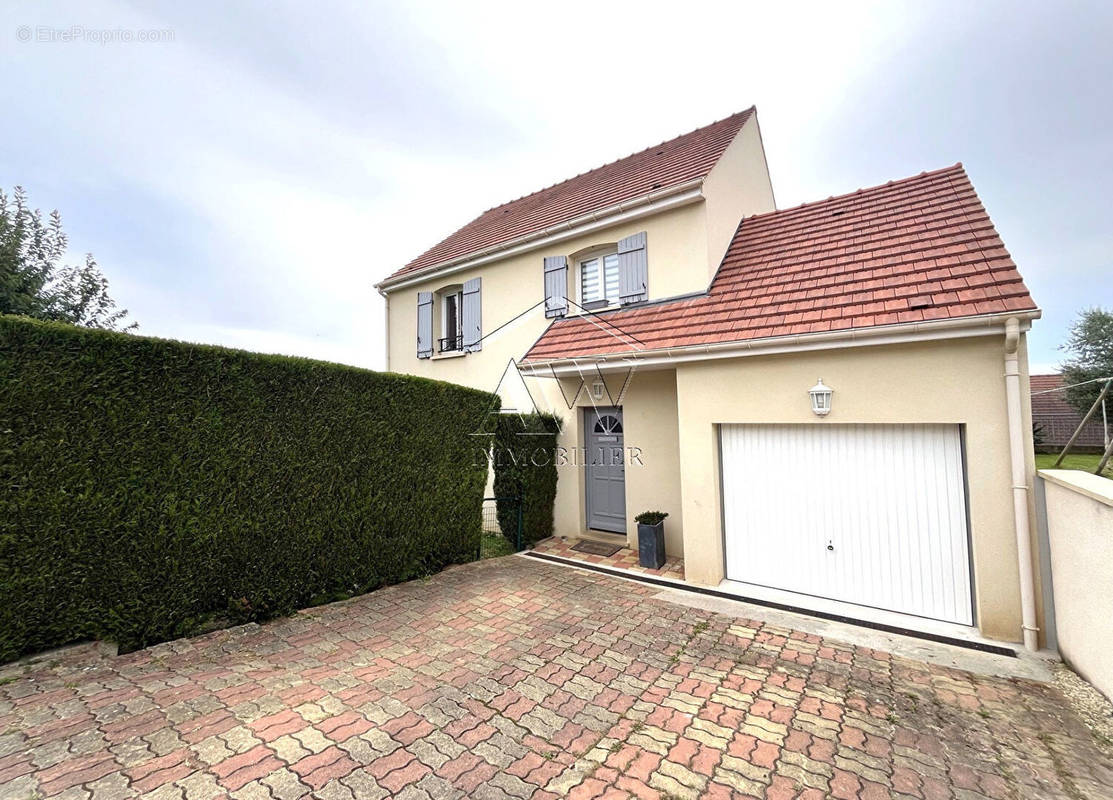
[544,256,568,317]
[462,277,482,352]
[417,291,433,358]
[618,232,648,304]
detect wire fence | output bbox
[477,496,522,560]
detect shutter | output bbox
[462,277,482,352]
[416,291,433,358]
[544,256,568,318]
[618,231,648,304]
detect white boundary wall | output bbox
[1040,469,1113,699]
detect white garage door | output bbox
[720,424,973,625]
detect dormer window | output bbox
[579,251,620,309]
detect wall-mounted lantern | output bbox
[809,378,833,417]
[592,380,606,401]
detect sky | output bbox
[2,0,1111,373]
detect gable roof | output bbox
[381,108,756,284]
[1030,374,1078,416]
[523,164,1037,363]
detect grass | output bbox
[479,531,516,559]
[1035,452,1112,478]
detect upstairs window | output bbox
[418,278,481,359]
[580,251,619,308]
[438,285,463,352]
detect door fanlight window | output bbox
[593,414,622,435]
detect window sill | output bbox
[432,350,467,361]
[571,303,620,316]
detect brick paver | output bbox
[530,538,685,580]
[1,556,1111,799]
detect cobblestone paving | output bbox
[2,556,1112,799]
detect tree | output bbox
[1059,307,1113,415]
[0,186,135,330]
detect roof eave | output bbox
[375,177,706,292]
[519,309,1043,375]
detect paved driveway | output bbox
[2,557,1111,800]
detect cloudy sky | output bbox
[3,1,1110,372]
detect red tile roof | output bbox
[383,108,756,282]
[1030,374,1107,447]
[1030,374,1069,416]
[523,164,1037,362]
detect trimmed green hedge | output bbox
[0,316,496,661]
[492,412,561,547]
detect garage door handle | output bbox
[826,542,834,551]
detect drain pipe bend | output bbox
[1004,317,1039,651]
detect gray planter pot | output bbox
[637,521,666,569]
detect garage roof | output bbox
[382,108,756,283]
[523,164,1037,363]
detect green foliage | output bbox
[634,510,668,526]
[478,531,515,560]
[0,186,134,331]
[1060,307,1113,415]
[1034,453,1113,479]
[491,413,561,547]
[0,316,495,661]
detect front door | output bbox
[585,407,626,533]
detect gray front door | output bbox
[585,407,626,533]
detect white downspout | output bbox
[377,286,390,372]
[1004,317,1039,651]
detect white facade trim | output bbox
[1004,317,1039,650]
[519,311,1042,375]
[376,180,705,293]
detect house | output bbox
[1031,373,1108,452]
[376,108,1046,649]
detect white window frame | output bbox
[577,248,619,309]
[437,285,464,353]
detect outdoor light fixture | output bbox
[809,378,833,416]
[592,380,605,401]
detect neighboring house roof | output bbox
[382,107,756,283]
[523,164,1037,363]
[1031,374,1075,417]
[1030,373,1107,447]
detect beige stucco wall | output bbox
[383,114,775,391]
[385,200,708,390]
[543,370,684,554]
[1041,469,1113,699]
[379,115,773,563]
[673,334,1036,643]
[378,115,1038,643]
[701,113,777,283]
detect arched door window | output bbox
[593,414,623,435]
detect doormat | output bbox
[571,540,623,557]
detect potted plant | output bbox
[635,510,669,569]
